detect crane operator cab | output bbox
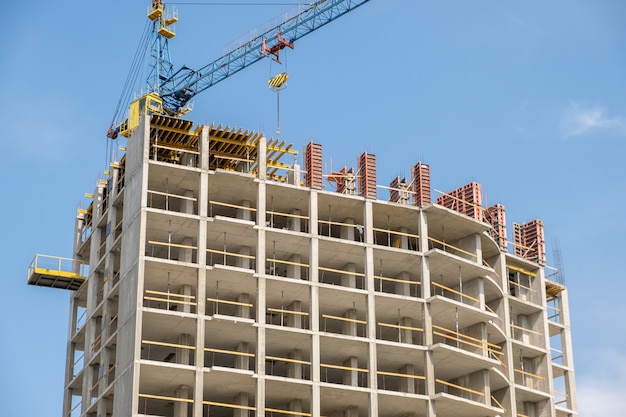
[117,93,163,138]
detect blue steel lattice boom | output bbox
[159,0,371,116]
[109,0,371,138]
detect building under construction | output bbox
[25,1,577,417]
[28,112,577,417]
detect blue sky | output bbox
[1,0,625,415]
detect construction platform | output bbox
[27,254,86,291]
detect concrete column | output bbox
[173,385,189,417]
[341,217,355,240]
[180,284,192,314]
[423,302,436,417]
[399,364,416,394]
[309,190,320,417]
[343,356,359,386]
[199,125,210,172]
[182,190,194,215]
[341,262,357,288]
[236,293,251,319]
[343,308,358,336]
[344,406,358,417]
[559,289,577,410]
[417,209,428,253]
[289,399,303,416]
[399,317,414,344]
[181,151,195,167]
[287,349,303,379]
[291,208,301,232]
[399,226,409,249]
[236,246,250,269]
[395,271,411,297]
[232,393,249,417]
[285,300,302,328]
[474,233,482,265]
[237,200,251,221]
[178,334,191,366]
[287,254,302,280]
[256,143,267,415]
[195,151,208,417]
[364,200,378,416]
[179,236,193,263]
[235,342,250,370]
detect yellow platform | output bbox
[158,27,175,39]
[27,254,86,291]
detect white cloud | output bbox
[578,381,626,416]
[576,349,626,416]
[560,101,625,137]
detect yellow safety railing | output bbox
[207,297,253,317]
[374,274,421,287]
[267,257,309,268]
[28,254,87,280]
[204,346,254,358]
[148,189,197,212]
[319,266,365,277]
[145,289,197,307]
[510,323,542,336]
[427,236,477,259]
[514,368,545,381]
[210,200,256,211]
[436,378,485,397]
[372,227,419,249]
[142,339,196,351]
[322,314,366,325]
[322,314,367,336]
[431,281,480,305]
[491,395,506,411]
[432,324,503,356]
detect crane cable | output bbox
[105,20,152,171]
[108,19,152,134]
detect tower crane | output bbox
[107,0,371,139]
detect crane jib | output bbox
[159,0,371,115]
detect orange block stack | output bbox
[411,162,431,207]
[513,219,546,265]
[304,141,323,189]
[436,181,483,221]
[358,152,377,199]
[485,204,507,251]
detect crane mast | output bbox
[110,0,371,138]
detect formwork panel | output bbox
[486,204,507,251]
[358,152,377,199]
[412,162,431,207]
[389,176,409,204]
[304,142,323,189]
[436,181,482,221]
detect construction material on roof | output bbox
[358,152,377,199]
[436,181,483,221]
[513,219,546,265]
[412,162,431,207]
[486,204,507,251]
[304,141,323,189]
